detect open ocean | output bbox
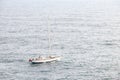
[0,0,120,80]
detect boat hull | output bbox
[30,57,61,64]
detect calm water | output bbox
[0,0,120,80]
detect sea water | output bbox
[0,0,120,80]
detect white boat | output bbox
[28,17,62,64]
[29,56,61,64]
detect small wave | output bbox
[103,43,115,46]
[0,72,14,80]
[0,59,25,63]
[100,40,119,46]
[37,78,49,80]
[0,59,14,63]
[40,70,51,73]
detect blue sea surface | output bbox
[0,0,120,80]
